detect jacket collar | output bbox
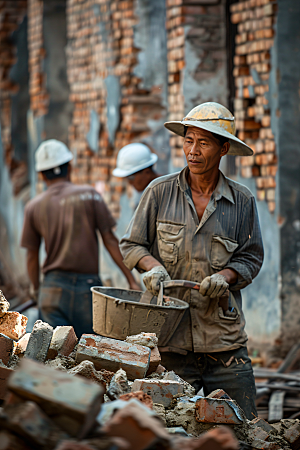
[177,166,235,204]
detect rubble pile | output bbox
[0,305,300,449]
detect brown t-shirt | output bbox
[21,181,116,274]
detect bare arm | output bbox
[26,248,40,290]
[137,255,162,272]
[219,268,238,285]
[102,230,140,290]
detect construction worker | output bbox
[120,102,264,419]
[112,143,159,195]
[21,139,140,337]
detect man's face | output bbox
[183,127,229,175]
[127,170,146,192]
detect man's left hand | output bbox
[200,273,229,298]
[129,280,142,291]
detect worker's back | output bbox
[21,182,115,275]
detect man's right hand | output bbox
[143,266,171,296]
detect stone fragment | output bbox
[0,312,27,341]
[97,398,158,427]
[107,368,130,400]
[46,355,76,371]
[251,439,281,450]
[8,358,104,439]
[251,427,269,441]
[207,389,231,399]
[1,401,68,448]
[47,326,78,360]
[172,426,239,450]
[68,360,112,388]
[101,399,170,450]
[251,417,277,434]
[195,397,245,424]
[147,346,161,375]
[15,333,31,356]
[0,430,31,450]
[153,403,166,425]
[280,420,300,450]
[76,334,150,380]
[164,371,196,397]
[125,332,158,348]
[131,378,184,407]
[119,390,153,409]
[0,334,14,365]
[25,320,53,362]
[0,365,14,400]
[0,291,10,318]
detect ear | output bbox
[220,142,230,157]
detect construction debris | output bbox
[1,314,300,449]
[0,290,10,317]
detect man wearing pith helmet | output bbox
[120,102,264,419]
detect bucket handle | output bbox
[157,279,229,310]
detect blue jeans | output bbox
[38,270,102,338]
[161,346,257,420]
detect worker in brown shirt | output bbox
[120,102,264,419]
[21,139,139,337]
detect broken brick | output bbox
[0,312,27,341]
[76,334,150,380]
[251,439,281,450]
[15,333,30,356]
[0,333,14,365]
[119,390,153,409]
[68,360,112,389]
[195,397,245,424]
[101,399,170,450]
[0,365,14,400]
[251,417,277,434]
[146,346,161,376]
[25,320,53,362]
[47,326,78,360]
[1,401,68,448]
[131,378,183,407]
[8,358,103,439]
[282,421,300,450]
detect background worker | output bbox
[113,143,159,203]
[120,102,264,420]
[21,139,140,337]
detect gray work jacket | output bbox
[120,167,264,353]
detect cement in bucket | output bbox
[91,286,189,347]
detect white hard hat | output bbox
[35,139,73,172]
[164,102,253,156]
[112,143,158,178]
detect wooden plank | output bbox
[268,391,285,422]
[256,383,300,393]
[254,370,300,383]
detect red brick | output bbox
[15,333,30,355]
[131,379,183,407]
[47,326,78,360]
[195,397,245,424]
[0,312,27,341]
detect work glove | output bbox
[143,266,171,296]
[199,273,229,298]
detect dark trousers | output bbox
[38,270,102,338]
[161,346,257,420]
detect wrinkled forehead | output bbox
[185,126,215,140]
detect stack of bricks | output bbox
[27,0,49,117]
[0,1,27,167]
[231,0,277,213]
[66,0,165,218]
[166,0,227,168]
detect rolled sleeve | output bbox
[120,186,158,272]
[225,196,264,291]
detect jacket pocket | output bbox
[157,221,185,265]
[211,235,238,270]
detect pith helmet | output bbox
[164,102,253,156]
[113,143,158,177]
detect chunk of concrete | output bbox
[0,311,27,341]
[107,368,130,400]
[0,365,14,400]
[0,291,10,318]
[251,439,281,450]
[25,320,53,362]
[68,360,111,389]
[279,419,300,450]
[1,401,68,448]
[76,334,150,380]
[47,326,78,360]
[0,334,14,365]
[8,358,104,439]
[125,332,158,348]
[131,378,184,407]
[163,370,195,397]
[195,397,245,424]
[15,333,31,356]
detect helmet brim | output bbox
[112,153,158,178]
[164,120,253,156]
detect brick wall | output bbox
[231,0,277,213]
[66,0,166,218]
[166,0,228,168]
